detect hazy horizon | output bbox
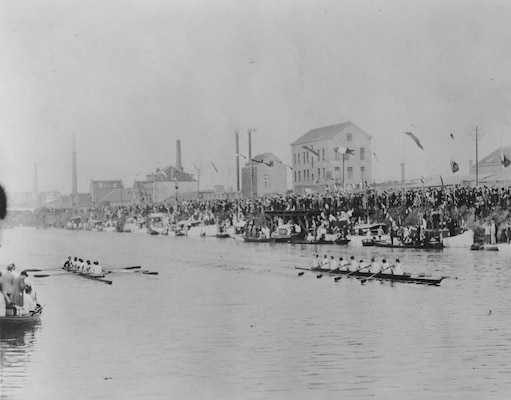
[2,0,511,194]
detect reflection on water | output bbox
[0,227,511,399]
[1,324,40,398]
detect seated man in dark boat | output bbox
[358,259,369,272]
[328,255,339,271]
[369,257,381,274]
[64,256,72,269]
[391,259,405,275]
[380,259,392,274]
[311,254,320,270]
[339,257,350,272]
[320,254,329,268]
[347,256,358,272]
[21,285,37,315]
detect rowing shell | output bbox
[295,267,444,286]
[62,268,113,285]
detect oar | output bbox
[34,273,70,278]
[360,265,392,284]
[334,264,368,282]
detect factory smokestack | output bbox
[72,133,78,204]
[176,139,182,170]
[235,130,240,192]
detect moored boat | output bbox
[0,305,43,328]
[372,240,444,250]
[295,267,444,285]
[243,236,276,243]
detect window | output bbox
[294,171,297,182]
[347,167,353,180]
[360,147,365,161]
[264,175,269,187]
[293,153,296,165]
[298,171,301,182]
[312,173,314,182]
[307,170,310,181]
[334,166,340,171]
[347,133,352,141]
[323,167,325,180]
[318,168,320,181]
[322,149,325,161]
[335,149,340,161]
[303,152,306,164]
[311,157,314,168]
[361,166,365,182]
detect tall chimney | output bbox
[235,130,240,192]
[72,133,78,204]
[176,139,182,170]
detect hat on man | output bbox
[7,263,15,270]
[20,270,28,276]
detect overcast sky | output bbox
[1,0,510,193]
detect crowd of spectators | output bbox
[16,185,511,237]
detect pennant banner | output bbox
[210,162,219,173]
[404,131,424,151]
[450,160,459,173]
[450,133,455,141]
[501,153,511,168]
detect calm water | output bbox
[1,227,511,399]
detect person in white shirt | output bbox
[391,259,405,275]
[311,254,320,270]
[380,259,392,274]
[369,257,381,274]
[21,285,37,315]
[91,261,104,276]
[358,259,369,272]
[320,255,329,269]
[339,257,350,271]
[329,256,339,271]
[348,256,359,272]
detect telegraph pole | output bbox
[470,127,484,186]
[235,130,240,192]
[248,128,253,198]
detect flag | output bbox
[450,160,459,173]
[373,152,379,162]
[450,133,455,141]
[404,131,424,150]
[335,146,355,155]
[440,175,444,187]
[302,145,319,157]
[210,162,219,173]
[501,153,511,168]
[235,153,247,160]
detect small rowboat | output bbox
[295,267,444,286]
[243,236,276,243]
[0,305,43,328]
[372,240,444,250]
[63,268,113,285]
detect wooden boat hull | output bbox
[216,233,230,238]
[372,240,444,250]
[243,237,276,243]
[296,267,443,285]
[63,268,113,285]
[0,306,42,328]
[362,239,375,246]
[289,238,351,245]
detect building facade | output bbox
[90,180,124,204]
[241,153,288,198]
[290,121,372,194]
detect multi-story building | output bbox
[90,180,124,204]
[241,152,288,198]
[290,121,372,194]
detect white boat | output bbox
[442,230,474,248]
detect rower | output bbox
[311,254,320,270]
[64,256,72,270]
[391,259,405,275]
[358,259,369,272]
[91,261,103,276]
[348,256,358,272]
[369,257,381,274]
[320,255,329,268]
[329,256,339,272]
[380,259,391,274]
[339,257,349,271]
[85,260,92,273]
